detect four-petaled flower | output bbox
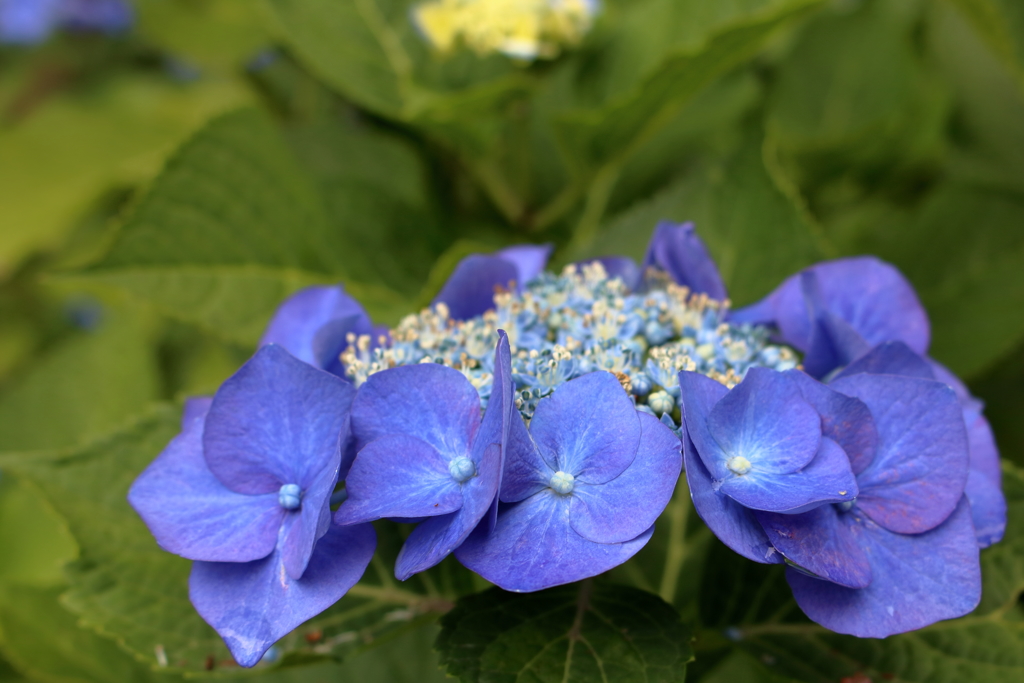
[456,371,682,591]
[129,344,375,666]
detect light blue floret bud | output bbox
[278,483,302,510]
[648,390,675,415]
[631,372,653,396]
[549,471,575,495]
[449,456,477,482]
[837,498,856,513]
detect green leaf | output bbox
[2,407,231,673]
[0,475,77,587]
[0,71,250,274]
[947,0,1024,91]
[585,132,824,306]
[553,0,824,173]
[0,585,178,683]
[0,312,159,454]
[71,109,417,345]
[437,581,694,683]
[847,182,1024,378]
[728,462,1024,683]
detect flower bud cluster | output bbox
[341,261,798,422]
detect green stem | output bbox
[472,159,526,226]
[658,476,691,605]
[530,181,584,233]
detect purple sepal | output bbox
[731,257,930,377]
[454,492,655,592]
[754,506,871,589]
[829,373,969,535]
[927,360,1006,547]
[203,345,351,496]
[786,370,878,475]
[684,433,781,565]
[787,498,980,638]
[434,245,552,321]
[350,363,480,456]
[495,244,553,288]
[259,285,373,377]
[800,271,872,378]
[835,341,933,381]
[569,412,681,544]
[642,221,727,300]
[128,399,283,563]
[189,523,375,668]
[528,371,641,485]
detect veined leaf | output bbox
[437,581,693,683]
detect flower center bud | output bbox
[549,471,575,494]
[726,456,752,475]
[837,498,856,513]
[449,456,476,482]
[278,483,302,510]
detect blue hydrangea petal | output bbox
[927,360,1006,547]
[717,437,858,513]
[434,254,519,320]
[754,505,871,589]
[642,221,727,300]
[834,340,934,381]
[731,257,930,368]
[128,399,284,563]
[203,345,352,496]
[279,461,338,580]
[480,330,515,531]
[350,363,480,456]
[454,491,654,592]
[830,374,969,535]
[787,497,980,638]
[498,414,549,503]
[495,244,553,290]
[800,272,872,378]
[706,368,821,477]
[785,370,878,475]
[394,444,503,579]
[528,371,641,485]
[678,370,730,476]
[569,412,681,544]
[684,433,782,565]
[334,434,464,524]
[189,522,375,668]
[258,285,373,376]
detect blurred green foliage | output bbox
[1,0,1024,681]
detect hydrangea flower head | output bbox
[455,370,682,591]
[683,345,981,636]
[334,330,517,579]
[412,0,598,60]
[129,345,374,665]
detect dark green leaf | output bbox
[586,132,824,306]
[553,0,823,173]
[437,581,693,683]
